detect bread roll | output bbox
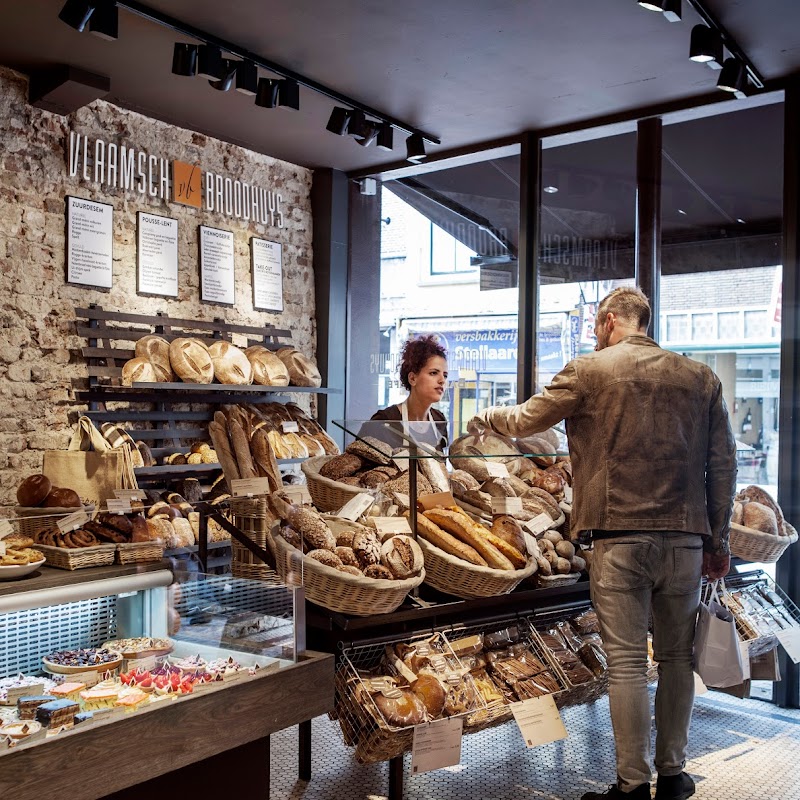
[135,335,173,382]
[276,348,322,388]
[169,338,214,384]
[43,487,82,508]
[374,689,426,726]
[380,535,424,579]
[208,341,254,385]
[122,357,157,386]
[245,346,290,387]
[17,474,52,506]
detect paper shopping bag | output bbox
[694,580,746,688]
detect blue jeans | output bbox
[590,532,703,792]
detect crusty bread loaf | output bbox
[135,335,173,382]
[276,348,322,388]
[491,514,526,555]
[169,338,214,384]
[17,474,52,506]
[229,418,257,480]
[245,346,290,386]
[208,341,254,385]
[465,513,526,569]
[423,508,514,570]
[251,428,283,493]
[737,485,785,534]
[742,501,779,536]
[122,357,157,386]
[414,512,487,566]
[208,419,240,482]
[380,535,424,579]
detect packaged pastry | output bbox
[572,609,601,636]
[514,673,559,700]
[563,662,595,685]
[554,621,584,652]
[540,629,568,652]
[483,626,521,649]
[449,633,485,657]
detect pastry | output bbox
[411,674,446,718]
[79,681,122,710]
[380,535,424,579]
[373,688,426,727]
[116,686,150,710]
[443,679,479,716]
[364,564,394,580]
[35,698,79,729]
[16,473,52,506]
[49,682,86,701]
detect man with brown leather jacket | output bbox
[473,287,736,800]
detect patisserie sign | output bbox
[66,130,285,228]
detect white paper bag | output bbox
[693,581,746,688]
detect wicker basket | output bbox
[272,531,424,615]
[534,572,582,590]
[13,504,96,539]
[116,541,164,564]
[417,537,538,599]
[455,499,566,533]
[730,521,798,563]
[301,456,370,512]
[229,497,280,583]
[35,543,116,570]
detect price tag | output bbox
[0,519,14,539]
[523,531,540,557]
[106,499,132,514]
[739,640,751,681]
[776,628,800,664]
[418,491,457,511]
[57,510,89,533]
[69,671,101,688]
[281,484,312,505]
[0,542,5,557]
[524,513,553,536]
[126,655,157,672]
[114,489,146,501]
[693,672,708,696]
[231,477,272,498]
[281,420,300,433]
[392,449,410,471]
[511,695,568,748]
[491,496,523,516]
[563,484,573,503]
[410,717,463,775]
[5,684,46,705]
[485,461,509,478]
[336,492,375,521]
[372,517,412,537]
[393,492,411,509]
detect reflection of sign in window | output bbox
[429,222,477,275]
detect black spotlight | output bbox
[406,134,426,163]
[326,107,351,135]
[255,78,280,108]
[348,110,369,138]
[689,25,723,66]
[58,0,96,32]
[89,1,118,39]
[172,43,198,77]
[209,59,238,92]
[661,0,680,22]
[278,79,300,110]
[197,45,223,81]
[356,122,380,147]
[717,57,745,93]
[235,60,258,95]
[376,122,394,151]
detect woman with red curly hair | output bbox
[366,334,449,450]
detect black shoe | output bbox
[582,783,651,800]
[655,772,695,800]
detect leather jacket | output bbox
[479,335,737,554]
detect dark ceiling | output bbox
[1,0,799,172]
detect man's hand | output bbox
[703,551,730,580]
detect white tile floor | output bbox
[269,691,800,799]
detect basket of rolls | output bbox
[271,502,425,615]
[415,507,538,598]
[14,474,95,540]
[730,485,798,563]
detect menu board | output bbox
[251,238,284,312]
[137,212,178,296]
[199,225,235,305]
[66,196,113,288]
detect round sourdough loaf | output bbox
[135,335,173,382]
[245,346,290,386]
[122,357,157,386]
[208,341,254,385]
[276,348,322,388]
[169,338,214,384]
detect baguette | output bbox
[451,507,527,569]
[251,428,283,493]
[229,418,257,479]
[208,420,240,483]
[413,513,487,566]
[423,508,514,570]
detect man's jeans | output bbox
[590,532,703,792]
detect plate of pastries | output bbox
[0,534,45,580]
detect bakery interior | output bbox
[1,1,800,799]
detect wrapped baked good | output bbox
[572,609,601,636]
[411,674,446,718]
[563,662,594,685]
[578,642,608,677]
[374,688,426,727]
[208,341,254,385]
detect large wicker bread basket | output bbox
[730,521,797,563]
[301,455,371,512]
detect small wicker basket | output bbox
[13,505,96,539]
[534,572,582,590]
[229,497,279,583]
[301,456,370,512]
[417,537,538,599]
[116,541,164,565]
[35,542,116,570]
[272,531,423,615]
[730,521,798,563]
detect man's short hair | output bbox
[597,286,651,332]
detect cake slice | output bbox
[115,686,149,711]
[79,680,121,710]
[50,682,86,702]
[35,698,79,729]
[17,695,55,720]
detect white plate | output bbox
[0,720,42,738]
[0,558,46,581]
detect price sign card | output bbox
[524,513,553,536]
[336,493,374,521]
[563,484,573,504]
[281,420,300,433]
[126,656,157,672]
[418,491,457,512]
[0,541,6,556]
[392,449,410,471]
[393,492,411,509]
[57,510,90,533]
[114,489,146,501]
[66,196,113,289]
[491,496,523,516]
[485,461,509,478]
[199,225,235,305]
[373,517,412,537]
[251,238,284,312]
[137,212,178,297]
[106,499,132,514]
[70,671,102,688]
[511,695,568,748]
[231,477,272,498]
[411,717,463,775]
[523,531,540,557]
[5,685,45,706]
[281,484,312,505]
[0,519,14,539]
[739,640,752,681]
[777,628,800,664]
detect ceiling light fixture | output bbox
[376,122,394,151]
[717,57,746,93]
[255,78,280,108]
[277,79,299,110]
[171,43,197,77]
[637,1,663,11]
[196,44,223,81]
[88,1,118,39]
[58,0,96,32]
[660,0,681,22]
[347,110,369,139]
[235,60,258,95]
[406,134,427,163]
[689,24,723,67]
[543,186,559,194]
[356,122,380,148]
[209,59,238,92]
[326,107,351,135]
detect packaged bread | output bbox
[276,348,322,388]
[245,346,290,386]
[134,335,173,381]
[121,357,157,386]
[208,341,254,385]
[169,338,214,384]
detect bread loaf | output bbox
[208,341,254,385]
[478,525,527,569]
[737,485,785,534]
[251,428,283,493]
[742,501,779,536]
[208,420,240,482]
[276,348,322,388]
[135,335,173,382]
[43,487,82,508]
[380,535,424,579]
[423,508,514,570]
[169,338,214,384]
[245,346,290,386]
[491,515,526,555]
[17,474,52,506]
[122,357,157,386]
[228,418,257,480]
[413,513,487,566]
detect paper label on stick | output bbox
[69,671,101,688]
[114,489,146,501]
[393,492,411,509]
[372,517,412,536]
[777,628,800,664]
[491,496,523,516]
[523,531,540,557]
[0,519,13,539]
[485,461,509,478]
[57,510,89,533]
[5,684,45,705]
[231,477,272,497]
[511,695,568,748]
[418,491,457,511]
[281,485,312,505]
[0,542,5,557]
[392,449,410,471]
[524,513,553,536]
[126,655,157,672]
[563,484,573,503]
[281,420,300,433]
[411,717,463,775]
[336,493,374,521]
[106,499,132,514]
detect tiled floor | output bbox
[269,691,800,799]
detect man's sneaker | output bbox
[655,772,695,800]
[581,783,651,800]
